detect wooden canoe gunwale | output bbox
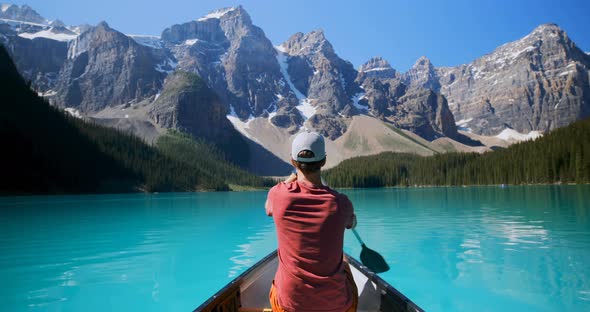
[193,250,278,312]
[345,254,425,312]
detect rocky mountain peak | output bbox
[468,22,589,79]
[56,19,165,112]
[281,29,334,56]
[357,56,397,81]
[161,5,256,45]
[223,5,249,19]
[96,21,111,30]
[403,56,439,91]
[359,56,392,71]
[1,3,12,12]
[307,29,326,41]
[276,28,360,139]
[408,22,590,136]
[67,21,121,58]
[196,5,254,35]
[50,19,66,28]
[509,24,573,52]
[530,23,562,37]
[0,3,46,24]
[412,56,433,69]
[197,6,244,21]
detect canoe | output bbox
[194,250,424,312]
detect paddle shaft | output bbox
[351,228,365,246]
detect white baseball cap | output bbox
[291,131,326,163]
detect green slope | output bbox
[0,45,267,195]
[156,130,274,190]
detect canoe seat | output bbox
[238,308,272,312]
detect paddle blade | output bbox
[360,244,390,273]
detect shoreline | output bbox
[2,182,588,198]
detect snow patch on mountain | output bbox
[68,38,84,59]
[275,44,287,53]
[18,28,77,41]
[266,100,278,121]
[226,105,258,142]
[351,92,368,112]
[0,17,47,27]
[155,57,177,74]
[64,108,83,119]
[197,7,236,21]
[362,67,390,72]
[482,33,540,72]
[496,128,542,142]
[296,99,315,120]
[68,24,92,35]
[268,111,277,121]
[510,46,536,59]
[38,89,57,97]
[128,35,162,48]
[275,47,316,121]
[1,3,12,12]
[183,38,199,46]
[559,70,575,77]
[455,118,473,132]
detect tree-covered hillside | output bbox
[156,130,273,189]
[324,118,590,188]
[0,45,270,195]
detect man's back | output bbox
[267,180,354,312]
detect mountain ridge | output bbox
[2,4,588,174]
[401,23,590,135]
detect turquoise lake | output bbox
[1,185,589,312]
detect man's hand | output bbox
[347,214,357,229]
[284,172,297,183]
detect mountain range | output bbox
[2,3,589,174]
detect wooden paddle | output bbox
[351,229,390,273]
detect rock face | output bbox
[161,6,299,129]
[0,6,68,93]
[149,70,250,166]
[278,30,361,139]
[2,4,463,143]
[403,56,440,92]
[0,4,46,24]
[357,56,398,81]
[53,22,166,112]
[5,4,590,173]
[358,58,459,140]
[150,71,229,140]
[403,24,590,135]
[0,24,67,92]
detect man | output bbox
[265,131,358,312]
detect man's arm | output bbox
[266,173,294,216]
[344,196,356,229]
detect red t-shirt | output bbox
[266,180,355,312]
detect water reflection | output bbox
[228,223,276,277]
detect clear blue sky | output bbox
[10,0,590,71]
